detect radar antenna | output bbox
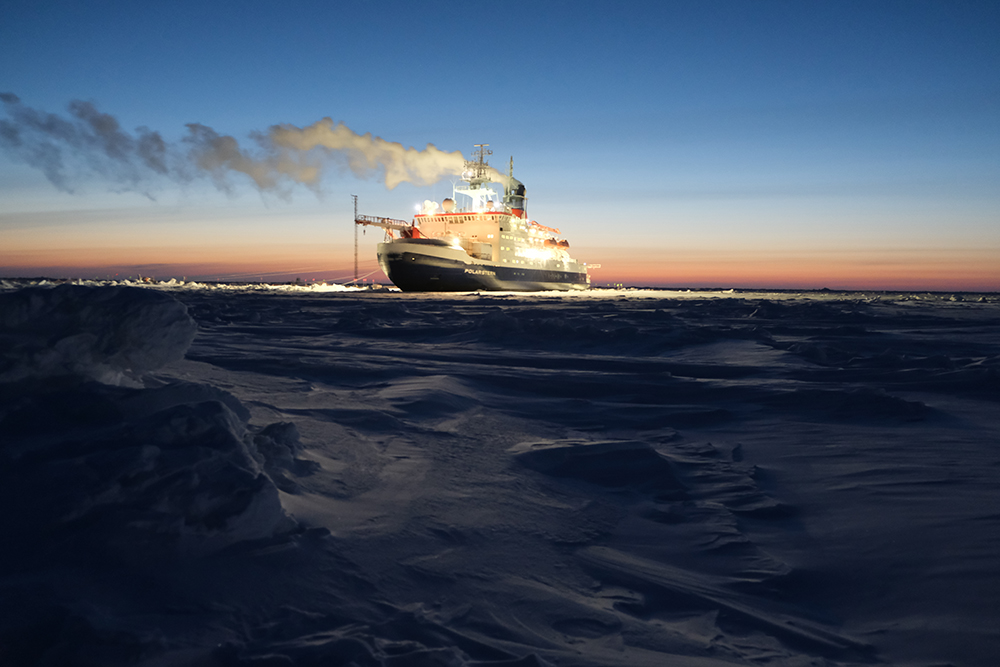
[462,144,493,188]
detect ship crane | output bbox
[355,214,413,231]
[354,213,421,243]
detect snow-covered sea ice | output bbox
[1,280,997,666]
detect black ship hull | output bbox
[378,239,589,292]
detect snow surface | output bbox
[1,280,998,666]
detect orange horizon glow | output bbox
[578,245,1000,292]
[3,249,997,292]
[2,225,998,291]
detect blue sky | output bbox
[2,0,999,288]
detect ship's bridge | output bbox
[413,210,507,261]
[413,207,572,268]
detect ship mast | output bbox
[505,156,513,198]
[462,144,493,189]
[454,144,500,212]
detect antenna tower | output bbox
[351,194,358,283]
[463,144,493,186]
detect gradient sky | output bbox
[2,0,998,290]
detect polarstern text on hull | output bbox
[355,145,592,292]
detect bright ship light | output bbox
[517,247,558,261]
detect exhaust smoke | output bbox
[0,93,481,196]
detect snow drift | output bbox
[0,285,318,665]
[0,284,196,386]
[0,285,306,556]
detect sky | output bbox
[1,0,998,290]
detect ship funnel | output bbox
[502,156,527,218]
[503,176,523,193]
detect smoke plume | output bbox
[0,93,478,196]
